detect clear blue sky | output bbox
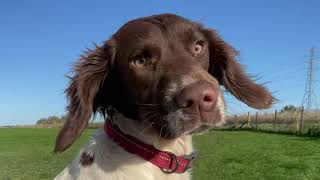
[0,0,319,125]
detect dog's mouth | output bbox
[138,96,225,139]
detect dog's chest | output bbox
[54,129,192,180]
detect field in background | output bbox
[1,128,320,179]
[0,128,92,180]
[224,109,320,136]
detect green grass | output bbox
[1,129,320,180]
[0,128,94,180]
[193,131,320,180]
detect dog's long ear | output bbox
[202,28,274,109]
[54,39,116,153]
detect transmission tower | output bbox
[301,47,318,112]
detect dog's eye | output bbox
[133,56,147,67]
[193,41,204,55]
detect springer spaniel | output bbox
[54,14,274,180]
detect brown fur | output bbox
[202,29,274,109]
[54,13,274,153]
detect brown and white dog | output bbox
[54,14,274,180]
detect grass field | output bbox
[1,129,320,180]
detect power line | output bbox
[301,47,318,112]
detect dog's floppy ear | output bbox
[202,28,274,109]
[54,39,116,153]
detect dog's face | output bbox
[55,14,274,152]
[109,17,223,138]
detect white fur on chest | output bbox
[54,114,193,180]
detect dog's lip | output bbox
[180,114,202,133]
[180,109,214,124]
[179,111,218,134]
[148,108,218,138]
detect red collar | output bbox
[104,120,197,174]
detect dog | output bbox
[54,14,274,180]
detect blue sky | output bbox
[0,0,319,125]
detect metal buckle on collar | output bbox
[160,151,179,174]
[183,151,198,171]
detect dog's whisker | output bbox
[139,122,154,135]
[145,112,161,123]
[142,110,158,117]
[135,103,160,106]
[137,105,160,114]
[141,110,159,121]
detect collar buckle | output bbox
[160,151,179,174]
[183,151,198,171]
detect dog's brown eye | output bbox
[133,57,147,67]
[193,41,204,55]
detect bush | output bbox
[36,115,67,125]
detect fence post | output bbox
[255,112,258,130]
[274,110,277,131]
[299,106,304,133]
[234,115,237,128]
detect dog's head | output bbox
[55,14,274,152]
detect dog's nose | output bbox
[175,82,217,112]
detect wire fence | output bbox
[222,106,320,136]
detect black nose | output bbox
[175,81,217,112]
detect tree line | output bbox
[36,115,67,125]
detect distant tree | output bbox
[280,105,298,112]
[36,118,48,124]
[36,115,67,124]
